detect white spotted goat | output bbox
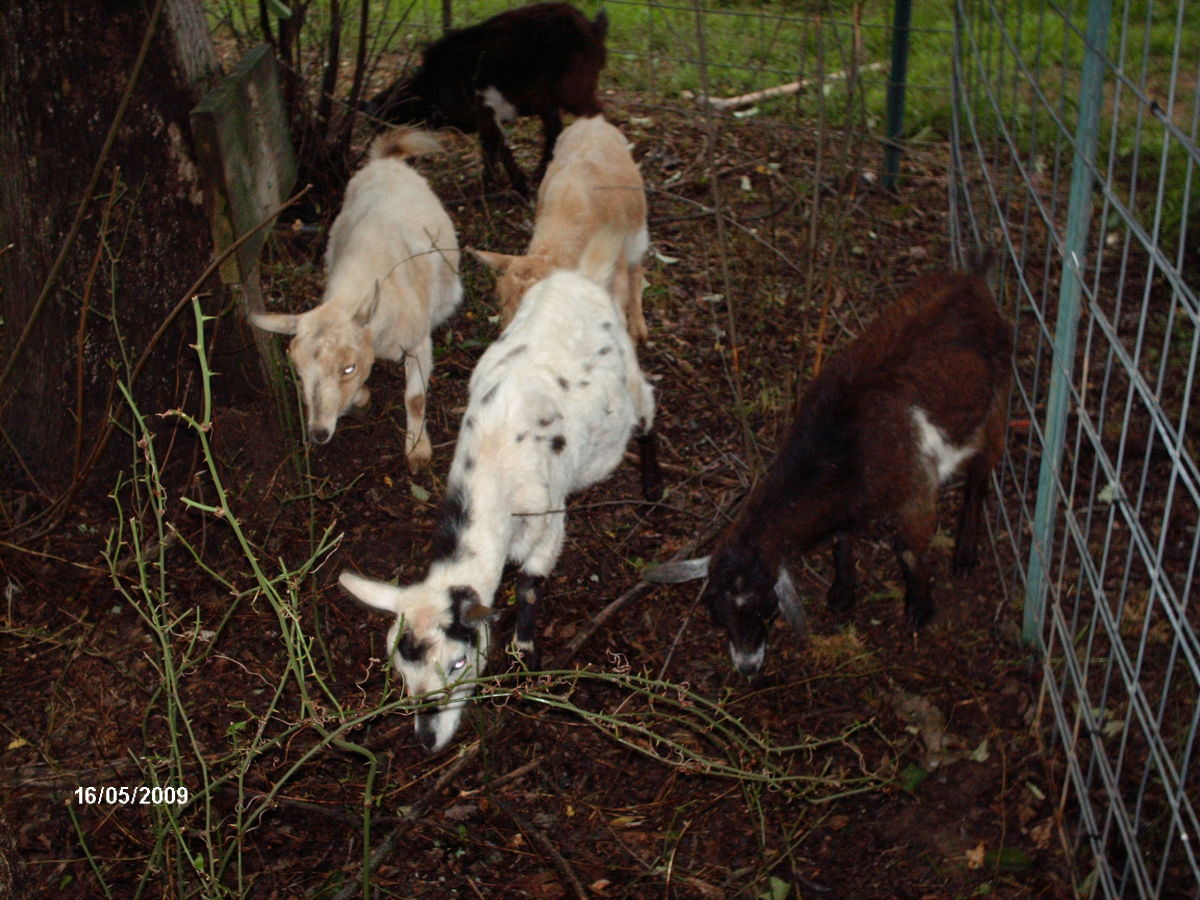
[340,229,662,753]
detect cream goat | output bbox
[471,115,649,341]
[251,128,462,470]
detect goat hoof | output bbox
[405,442,433,473]
[641,473,664,503]
[904,605,935,630]
[952,549,979,574]
[826,584,856,612]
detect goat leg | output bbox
[478,107,530,196]
[625,262,649,343]
[637,430,663,502]
[826,531,858,611]
[893,537,934,629]
[954,398,1005,572]
[952,453,989,573]
[403,337,434,472]
[514,573,543,670]
[535,111,563,183]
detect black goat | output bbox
[644,261,1013,676]
[363,3,608,195]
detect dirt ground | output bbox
[2,94,1075,898]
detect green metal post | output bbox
[882,0,912,192]
[1023,0,1113,646]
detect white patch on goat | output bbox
[911,407,976,484]
[730,641,765,677]
[479,86,518,128]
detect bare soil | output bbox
[2,95,1073,898]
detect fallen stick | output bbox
[549,506,736,670]
[705,61,886,110]
[493,796,591,900]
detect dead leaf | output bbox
[609,815,644,828]
[441,802,475,822]
[892,689,950,765]
[828,814,851,832]
[682,876,726,899]
[513,870,565,899]
[1030,819,1054,849]
[968,738,990,763]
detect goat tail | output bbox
[593,9,610,40]
[576,226,626,289]
[369,127,443,161]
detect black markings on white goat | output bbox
[430,487,469,562]
[363,2,608,195]
[340,229,664,753]
[644,262,1012,677]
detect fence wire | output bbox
[949,1,1199,897]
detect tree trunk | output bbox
[0,1,257,513]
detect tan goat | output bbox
[470,115,649,341]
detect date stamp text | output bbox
[73,785,190,806]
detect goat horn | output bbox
[641,556,711,584]
[339,570,404,613]
[249,311,299,335]
[467,248,515,273]
[774,567,809,640]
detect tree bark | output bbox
[0,1,247,509]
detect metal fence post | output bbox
[882,0,912,192]
[1023,0,1112,647]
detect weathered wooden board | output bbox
[191,44,298,444]
[191,43,296,287]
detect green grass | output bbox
[208,0,1198,247]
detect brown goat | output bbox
[363,3,608,195]
[644,261,1013,676]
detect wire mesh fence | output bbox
[949,1,1199,897]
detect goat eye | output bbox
[341,364,356,377]
[449,656,468,673]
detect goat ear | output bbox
[642,556,711,584]
[339,571,404,613]
[250,311,299,335]
[468,248,515,275]
[354,283,381,327]
[774,567,808,639]
[462,602,500,625]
